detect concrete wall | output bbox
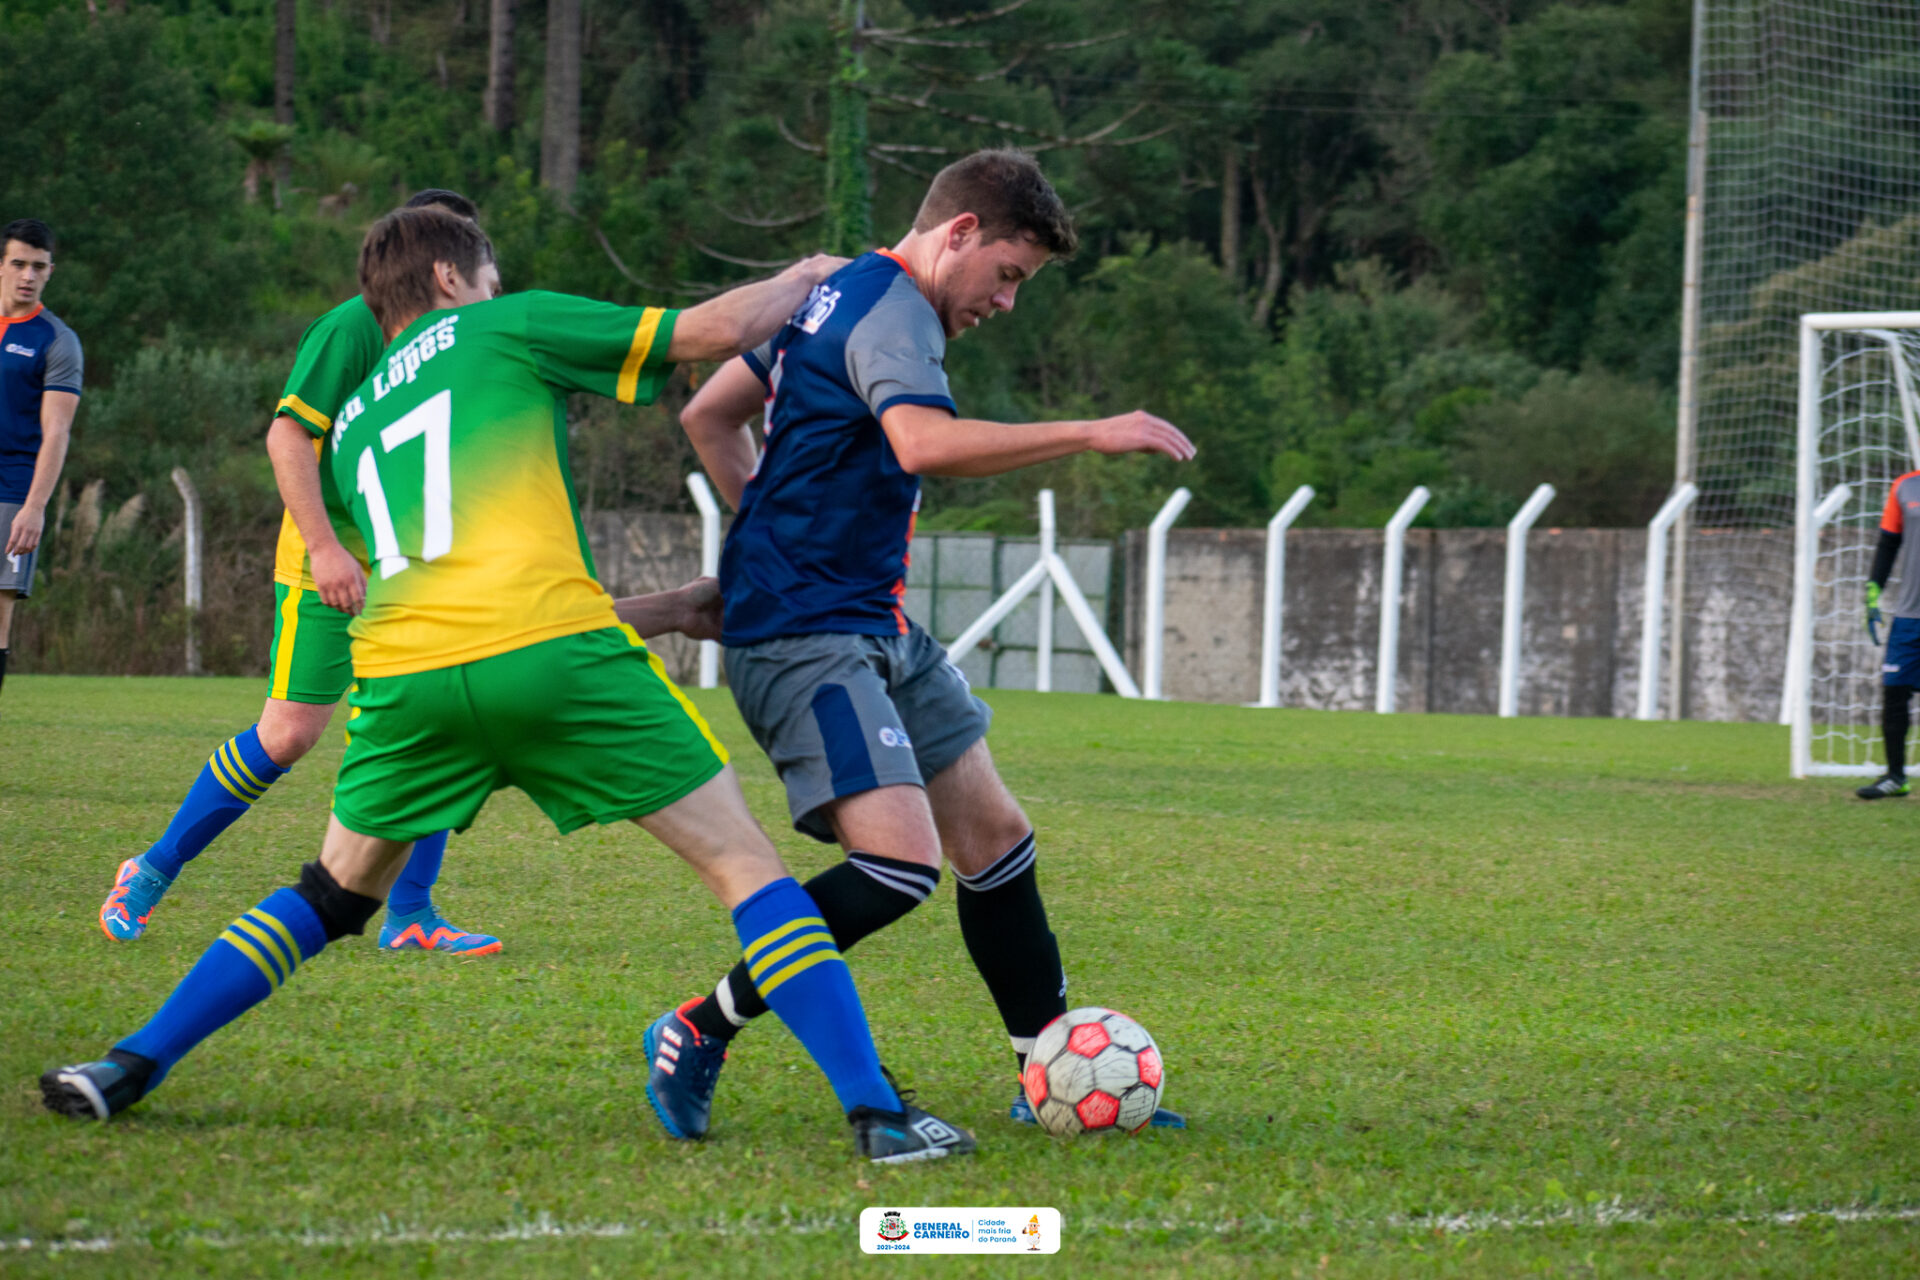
[587,510,1792,721]
[1122,527,1791,721]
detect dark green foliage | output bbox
[0,0,1704,669]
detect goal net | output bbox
[1788,315,1920,777]
[1687,1,1920,730]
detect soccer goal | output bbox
[1787,313,1920,778]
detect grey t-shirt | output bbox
[1883,470,1920,619]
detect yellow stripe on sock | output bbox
[247,909,303,971]
[222,739,268,793]
[216,743,265,801]
[220,928,282,989]
[742,915,829,968]
[748,936,840,990]
[756,947,842,998]
[231,915,294,982]
[206,750,260,804]
[747,931,837,985]
[642,648,729,765]
[270,587,303,701]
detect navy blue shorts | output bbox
[1884,615,1920,688]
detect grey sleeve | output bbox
[44,319,83,395]
[844,278,954,418]
[743,337,777,384]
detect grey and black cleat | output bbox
[40,1051,156,1120]
[1856,774,1911,800]
[851,1101,978,1163]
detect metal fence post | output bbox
[1375,486,1431,713]
[685,473,722,689]
[170,467,202,676]
[1498,484,1556,718]
[1257,486,1315,708]
[1142,488,1192,700]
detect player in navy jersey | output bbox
[644,149,1194,1139]
[0,218,82,698]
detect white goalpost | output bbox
[1787,313,1920,778]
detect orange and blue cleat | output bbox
[100,856,173,942]
[377,908,502,956]
[644,999,729,1139]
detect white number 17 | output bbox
[356,389,453,580]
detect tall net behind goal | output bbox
[1686,2,1920,730]
[1788,317,1920,778]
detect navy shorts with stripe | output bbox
[1884,615,1920,687]
[723,622,992,842]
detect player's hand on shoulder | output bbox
[6,504,44,556]
[1091,411,1196,463]
[677,576,723,642]
[789,254,850,286]
[310,541,367,615]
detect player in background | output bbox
[1857,468,1920,798]
[644,149,1191,1139]
[0,218,82,699]
[99,191,499,953]
[43,207,974,1163]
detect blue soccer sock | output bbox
[143,726,290,880]
[115,886,327,1089]
[384,831,450,918]
[733,877,901,1115]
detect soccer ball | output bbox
[1020,1007,1164,1136]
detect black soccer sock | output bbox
[683,851,939,1042]
[1886,685,1914,780]
[0,648,9,694]
[954,832,1066,1073]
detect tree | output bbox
[273,0,295,206]
[541,0,581,199]
[485,0,515,133]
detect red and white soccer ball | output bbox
[1020,1007,1164,1136]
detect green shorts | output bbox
[268,582,355,705]
[331,626,729,841]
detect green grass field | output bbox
[4,675,1918,1277]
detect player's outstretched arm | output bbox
[266,415,366,615]
[668,255,846,365]
[680,359,766,509]
[613,577,722,642]
[879,403,1195,479]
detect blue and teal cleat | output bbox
[377,908,502,955]
[644,1000,729,1140]
[41,1051,157,1120]
[1010,1089,1187,1129]
[99,855,173,942]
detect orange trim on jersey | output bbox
[874,248,914,277]
[1884,470,1920,533]
[889,506,918,635]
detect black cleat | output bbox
[1856,775,1910,800]
[40,1051,155,1120]
[850,1067,975,1164]
[851,1102,977,1163]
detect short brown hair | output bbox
[913,149,1077,259]
[358,206,495,333]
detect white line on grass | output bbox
[9,1203,1920,1254]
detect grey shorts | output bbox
[0,502,36,598]
[725,623,993,842]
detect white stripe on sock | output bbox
[714,976,748,1028]
[957,834,1037,893]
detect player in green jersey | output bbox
[43,207,974,1162]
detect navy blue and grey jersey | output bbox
[1881,470,1920,620]
[720,250,956,646]
[0,305,82,502]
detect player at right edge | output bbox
[1858,466,1920,798]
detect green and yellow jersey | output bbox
[328,290,677,678]
[272,295,385,589]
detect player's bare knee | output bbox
[823,785,942,868]
[257,698,335,767]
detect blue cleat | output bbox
[644,1000,728,1140]
[99,856,173,941]
[378,908,501,955]
[1011,1089,1187,1129]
